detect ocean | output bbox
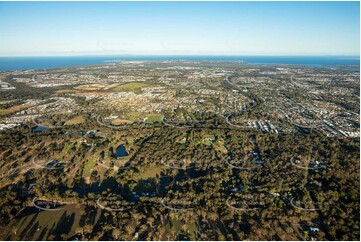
[0,55,359,71]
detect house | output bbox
[1,83,10,88]
[270,192,280,197]
[310,227,319,232]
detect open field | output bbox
[0,103,32,116]
[112,82,152,92]
[111,119,133,125]
[145,114,163,123]
[137,165,162,179]
[71,92,112,97]
[64,115,85,125]
[3,205,99,241]
[54,89,78,94]
[74,84,106,91]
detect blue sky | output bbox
[0,1,359,56]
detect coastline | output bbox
[0,55,360,71]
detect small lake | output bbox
[115,145,128,158]
[32,126,50,132]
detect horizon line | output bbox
[0,53,360,58]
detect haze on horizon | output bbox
[0,1,359,57]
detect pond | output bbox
[115,145,128,158]
[32,126,50,132]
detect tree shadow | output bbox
[46,211,76,239]
[37,227,48,240]
[19,213,39,239]
[24,221,40,240]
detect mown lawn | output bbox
[145,114,164,123]
[83,157,97,178]
[65,115,85,125]
[112,82,151,92]
[7,205,83,240]
[138,165,162,179]
[0,104,32,116]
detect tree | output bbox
[112,228,122,240]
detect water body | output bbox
[0,55,359,71]
[115,145,128,158]
[32,126,50,132]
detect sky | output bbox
[0,1,359,56]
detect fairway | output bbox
[0,103,32,116]
[112,82,151,92]
[4,205,84,240]
[111,118,133,125]
[64,115,85,125]
[145,114,164,123]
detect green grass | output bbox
[63,143,73,153]
[98,165,109,183]
[214,142,228,154]
[109,112,160,123]
[112,82,151,92]
[0,103,32,116]
[123,111,143,121]
[83,157,97,178]
[145,114,164,123]
[7,205,82,240]
[64,115,85,125]
[138,165,162,179]
[187,221,198,236]
[111,119,133,125]
[170,218,183,232]
[62,140,79,154]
